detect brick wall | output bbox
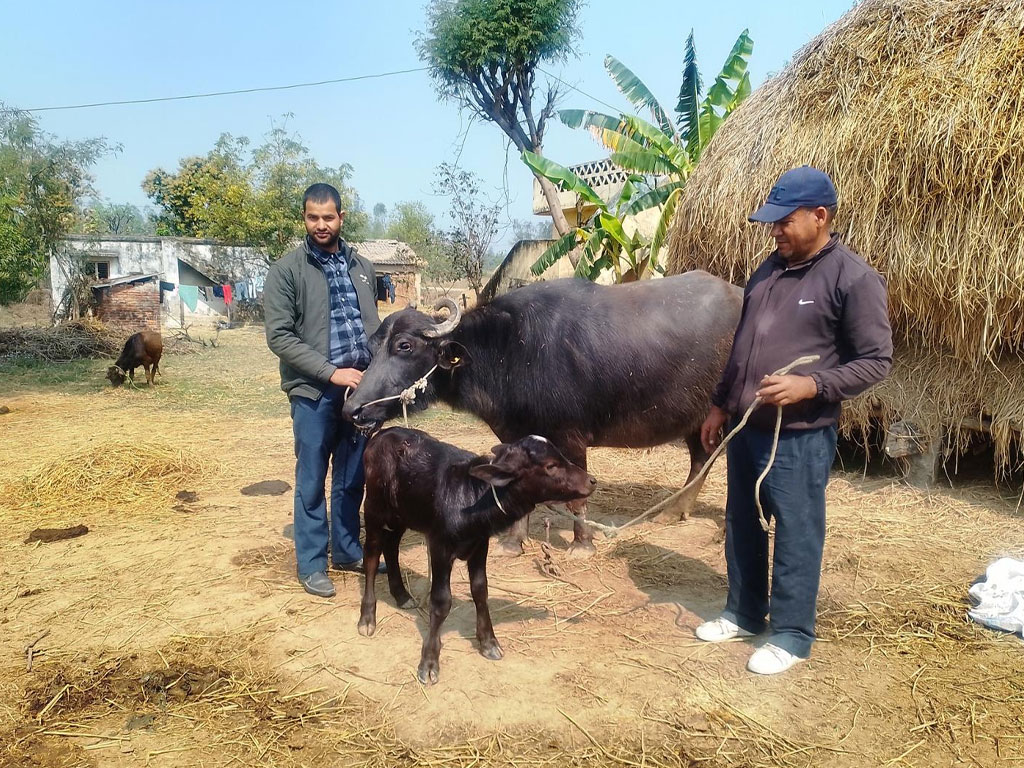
[95,280,161,330]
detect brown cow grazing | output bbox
[107,331,163,387]
[359,427,596,685]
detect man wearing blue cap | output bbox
[696,166,892,674]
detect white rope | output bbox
[544,355,821,539]
[351,364,439,427]
[491,485,506,515]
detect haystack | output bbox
[667,0,1024,469]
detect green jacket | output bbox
[264,237,381,401]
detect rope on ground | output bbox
[543,355,820,539]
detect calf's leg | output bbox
[418,544,454,685]
[467,540,502,660]
[383,528,415,609]
[357,527,384,637]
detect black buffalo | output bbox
[343,272,742,555]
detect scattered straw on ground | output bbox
[2,441,211,521]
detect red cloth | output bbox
[222,284,233,305]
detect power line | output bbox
[22,67,430,113]
[537,66,623,114]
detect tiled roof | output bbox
[353,240,422,267]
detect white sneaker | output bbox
[695,617,755,642]
[746,644,805,675]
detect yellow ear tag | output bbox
[450,356,461,365]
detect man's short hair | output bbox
[303,183,342,213]
[825,205,838,223]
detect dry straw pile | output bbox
[666,0,1024,468]
[3,441,210,521]
[0,319,123,362]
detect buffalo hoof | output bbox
[653,508,684,524]
[395,593,417,610]
[417,659,440,685]
[357,616,376,637]
[494,538,525,558]
[567,540,597,559]
[479,640,503,661]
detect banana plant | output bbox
[525,29,752,281]
[523,151,673,282]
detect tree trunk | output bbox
[535,174,571,236]
[534,174,579,267]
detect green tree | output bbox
[143,120,366,261]
[368,202,388,238]
[76,199,157,235]
[511,218,552,241]
[417,0,582,239]
[0,106,113,305]
[526,29,753,281]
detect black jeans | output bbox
[720,422,837,658]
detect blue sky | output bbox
[2,1,854,245]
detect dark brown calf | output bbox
[358,427,596,685]
[107,330,163,387]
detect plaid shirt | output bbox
[310,240,371,370]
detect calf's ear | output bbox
[469,463,516,487]
[437,340,468,370]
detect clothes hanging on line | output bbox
[179,284,199,313]
[222,284,233,305]
[212,285,224,298]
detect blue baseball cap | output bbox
[749,166,838,223]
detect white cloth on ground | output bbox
[968,557,1024,636]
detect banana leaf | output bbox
[529,229,583,276]
[521,151,605,209]
[603,55,676,141]
[623,181,687,216]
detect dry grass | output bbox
[1,441,212,523]
[666,0,1024,466]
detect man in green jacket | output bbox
[264,183,381,598]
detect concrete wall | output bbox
[51,236,266,327]
[480,239,577,301]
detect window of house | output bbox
[86,261,110,280]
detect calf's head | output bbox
[106,365,127,388]
[469,435,597,505]
[343,298,465,432]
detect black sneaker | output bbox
[299,571,335,598]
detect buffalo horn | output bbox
[422,298,462,338]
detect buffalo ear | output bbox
[437,340,468,370]
[469,463,515,487]
[489,443,509,459]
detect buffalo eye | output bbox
[395,339,413,354]
[544,462,558,473]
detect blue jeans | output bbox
[290,387,367,577]
[720,423,837,658]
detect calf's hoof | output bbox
[567,540,597,559]
[479,640,504,661]
[494,538,525,558]
[417,659,440,685]
[357,616,376,637]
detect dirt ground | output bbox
[1,325,1023,767]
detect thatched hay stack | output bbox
[667,0,1024,468]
